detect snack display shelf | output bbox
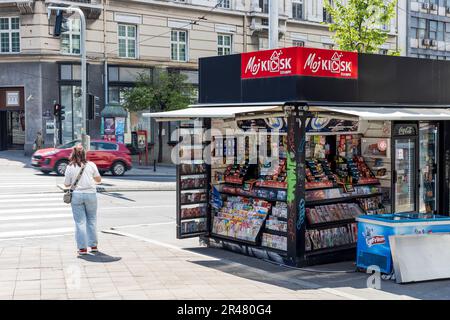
[181,231,208,237]
[307,219,357,230]
[305,243,357,256]
[254,183,288,189]
[264,229,287,237]
[306,193,383,206]
[306,185,339,191]
[180,201,208,206]
[220,191,286,203]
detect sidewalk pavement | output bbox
[0,226,415,300]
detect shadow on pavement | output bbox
[184,245,450,300]
[101,192,137,202]
[78,252,122,263]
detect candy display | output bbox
[256,158,287,188]
[305,159,336,188]
[180,205,208,219]
[261,233,287,251]
[212,196,270,242]
[305,223,357,251]
[180,176,207,189]
[224,164,251,184]
[306,203,364,225]
[180,191,208,204]
[180,218,207,234]
[180,163,207,175]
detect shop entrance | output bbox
[0,110,25,150]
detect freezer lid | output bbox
[143,105,283,121]
[313,106,450,120]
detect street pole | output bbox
[48,6,89,150]
[269,0,279,49]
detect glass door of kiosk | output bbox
[419,122,438,214]
[393,124,418,213]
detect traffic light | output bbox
[53,103,61,117]
[53,10,69,37]
[59,105,66,121]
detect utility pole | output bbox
[269,0,279,49]
[48,6,89,150]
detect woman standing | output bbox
[64,144,102,255]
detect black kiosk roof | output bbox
[198,47,450,108]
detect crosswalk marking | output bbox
[0,228,74,239]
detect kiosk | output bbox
[147,47,450,267]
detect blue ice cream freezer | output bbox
[356,213,450,274]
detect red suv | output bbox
[31,140,132,176]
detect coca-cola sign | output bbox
[241,47,358,79]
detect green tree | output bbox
[123,70,195,163]
[323,0,398,54]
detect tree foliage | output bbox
[122,70,195,113]
[324,0,398,54]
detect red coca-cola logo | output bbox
[241,47,358,79]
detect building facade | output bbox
[400,0,450,59]
[0,0,399,161]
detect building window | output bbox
[292,0,304,20]
[379,49,388,55]
[171,30,188,62]
[118,24,137,59]
[217,34,232,56]
[259,0,269,13]
[0,17,20,53]
[218,0,231,9]
[293,40,305,47]
[323,43,334,49]
[61,19,80,55]
[323,0,333,23]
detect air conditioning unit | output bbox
[422,2,430,9]
[431,3,438,10]
[423,38,431,46]
[431,39,437,46]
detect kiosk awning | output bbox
[314,107,450,120]
[143,106,283,121]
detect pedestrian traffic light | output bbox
[53,10,69,37]
[59,105,66,121]
[53,103,61,117]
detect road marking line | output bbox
[0,201,64,207]
[0,234,72,242]
[0,184,58,188]
[0,193,62,199]
[0,214,73,221]
[0,227,74,238]
[0,204,173,215]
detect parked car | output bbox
[31,140,132,176]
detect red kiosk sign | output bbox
[241,47,358,79]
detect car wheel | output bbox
[111,161,126,176]
[55,160,69,176]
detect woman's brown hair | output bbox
[69,144,87,167]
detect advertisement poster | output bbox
[115,117,125,144]
[137,131,147,151]
[104,118,115,135]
